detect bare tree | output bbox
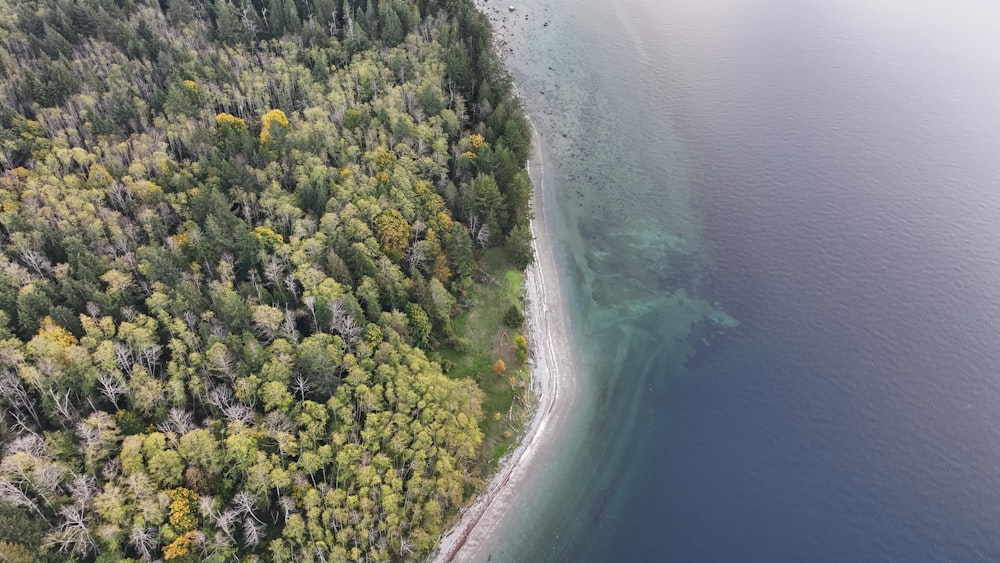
[68,474,97,506]
[45,503,97,556]
[75,419,103,456]
[206,385,233,413]
[217,508,240,543]
[125,473,155,503]
[303,295,318,333]
[207,348,237,381]
[243,516,264,547]
[199,494,218,523]
[339,315,362,348]
[467,214,481,238]
[254,3,267,32]
[264,411,294,435]
[136,341,162,375]
[476,223,491,248]
[48,388,76,422]
[207,385,257,425]
[0,479,44,518]
[240,2,266,39]
[96,371,126,410]
[278,495,296,521]
[33,461,68,508]
[114,342,135,377]
[7,406,35,435]
[121,305,138,322]
[6,433,47,458]
[284,274,300,302]
[231,490,262,521]
[279,308,300,344]
[102,458,122,480]
[404,241,429,274]
[85,301,101,319]
[2,441,56,504]
[208,317,229,340]
[292,375,311,402]
[0,369,42,428]
[327,298,347,334]
[313,544,331,563]
[249,270,264,302]
[107,181,134,213]
[399,537,414,557]
[263,257,285,288]
[128,525,157,561]
[19,249,54,277]
[182,310,200,331]
[0,260,35,288]
[158,407,195,436]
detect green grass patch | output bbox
[438,249,532,470]
[490,436,517,466]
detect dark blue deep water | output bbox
[476,0,1000,560]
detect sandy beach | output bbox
[431,116,579,561]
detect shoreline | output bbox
[432,117,579,561]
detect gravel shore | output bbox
[432,118,579,562]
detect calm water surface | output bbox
[477,0,1000,560]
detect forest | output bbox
[0,0,533,560]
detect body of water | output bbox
[476,0,1000,560]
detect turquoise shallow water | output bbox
[474,0,736,558]
[479,0,1000,561]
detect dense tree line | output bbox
[0,0,533,559]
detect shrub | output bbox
[514,333,528,363]
[503,304,524,328]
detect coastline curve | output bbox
[432,118,580,562]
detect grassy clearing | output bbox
[438,249,533,471]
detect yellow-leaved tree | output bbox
[260,109,290,147]
[374,209,412,261]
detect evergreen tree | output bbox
[0,0,533,558]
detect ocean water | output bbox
[477,0,1000,561]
